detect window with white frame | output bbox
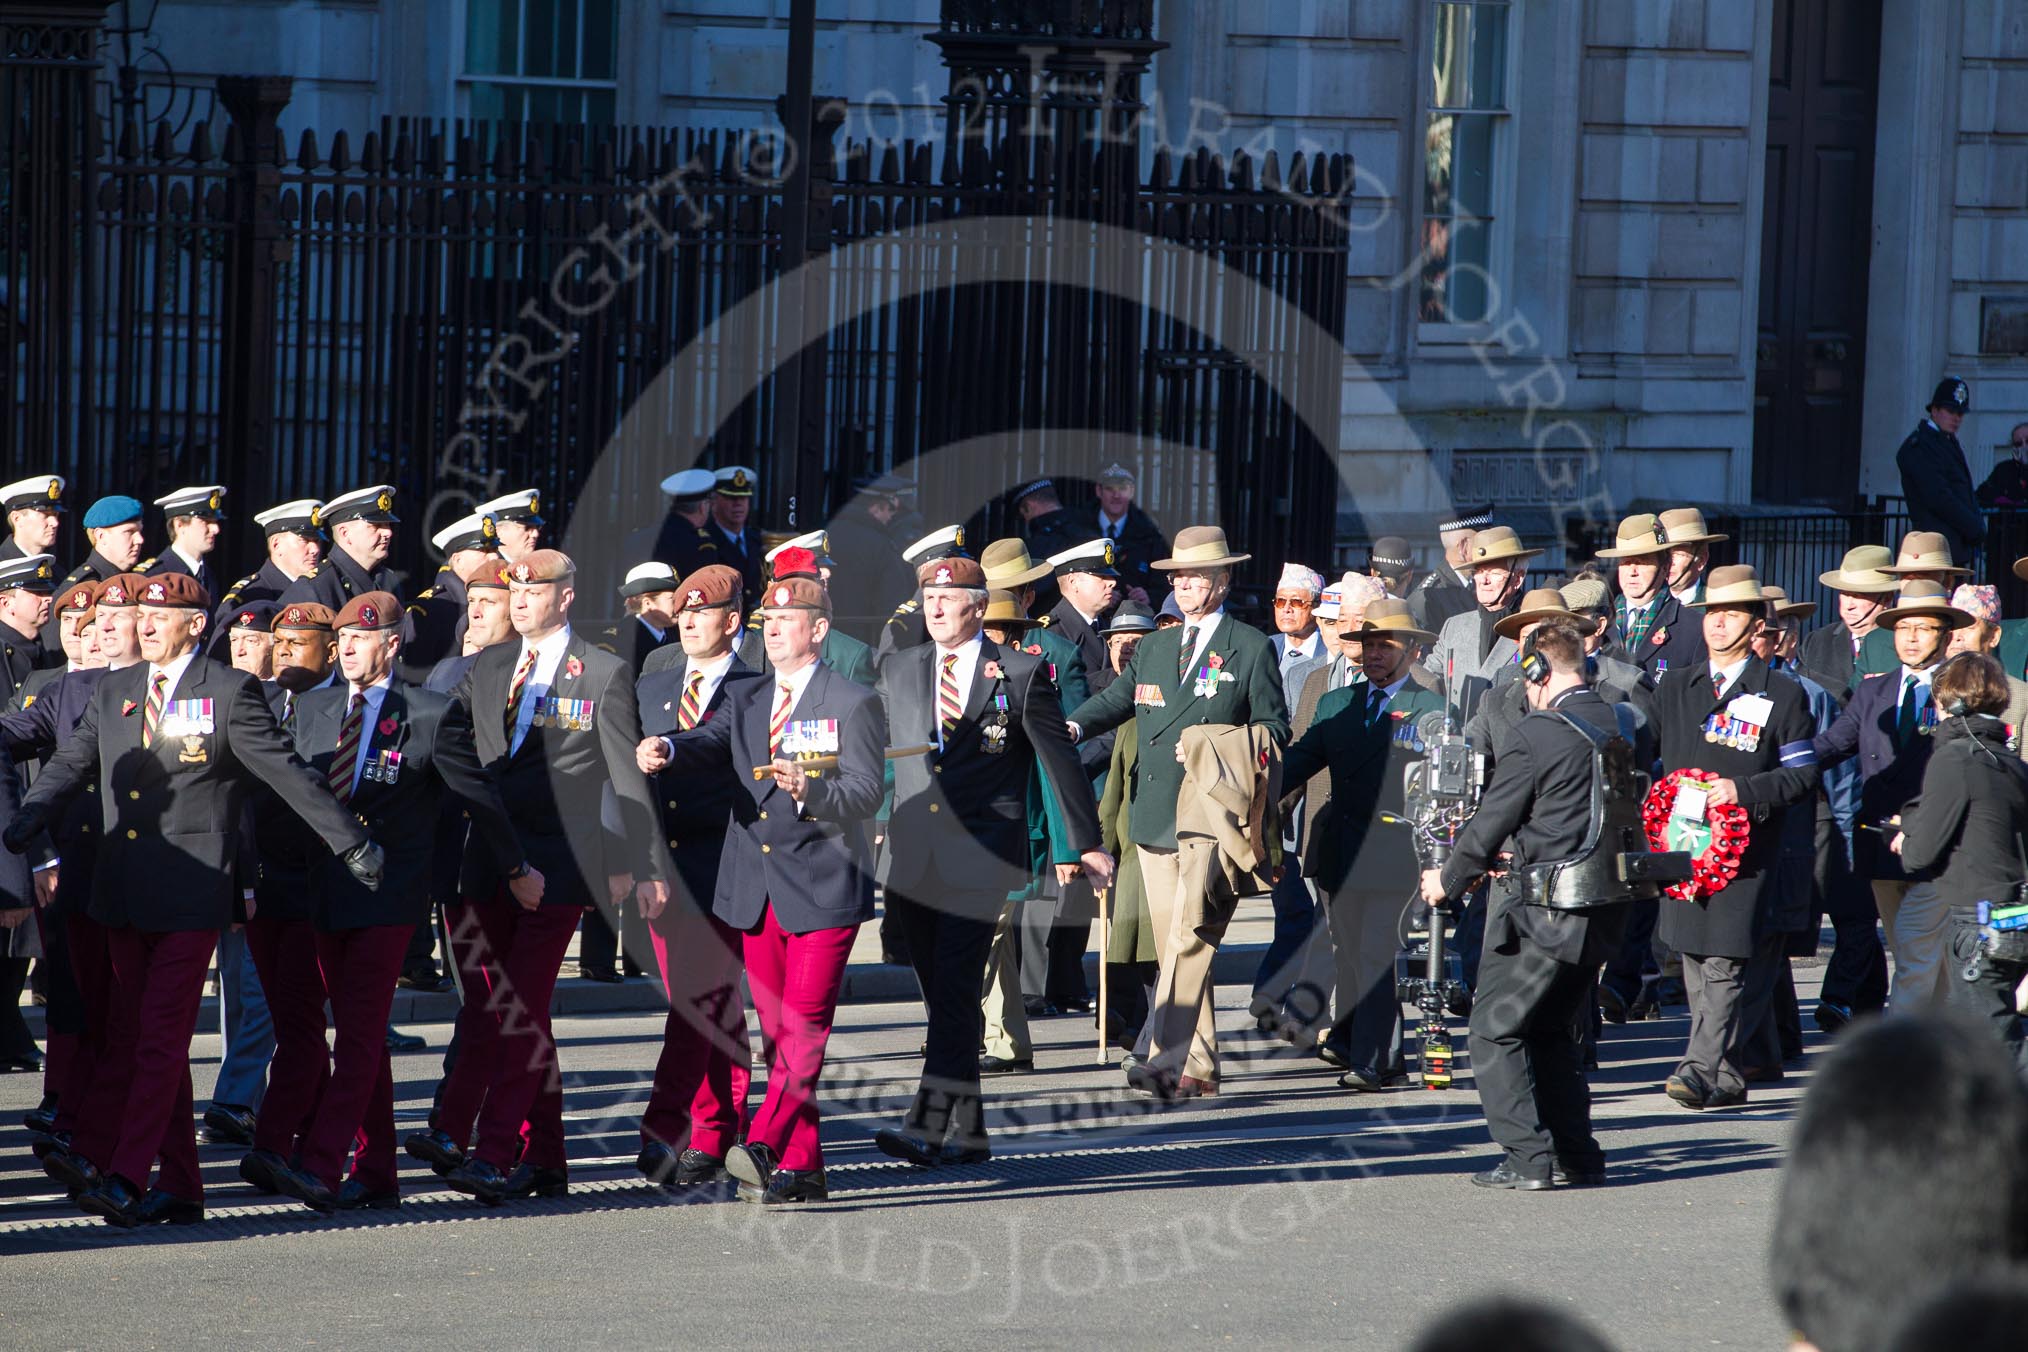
[464,0,618,125]
[1420,0,1511,328]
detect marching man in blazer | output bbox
[640,573,886,1203]
[875,554,1110,1163]
[264,592,538,1214]
[414,549,672,1206]
[1597,512,1708,678]
[630,563,763,1188]
[1067,526,1287,1095]
[3,571,384,1227]
[1652,565,1819,1111]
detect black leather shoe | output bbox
[134,1189,205,1225]
[1596,985,1629,1025]
[761,1168,829,1204]
[385,1028,426,1053]
[1814,1001,1853,1035]
[1315,1042,1351,1071]
[1339,1068,1412,1092]
[337,1179,401,1211]
[398,966,450,993]
[1118,1052,1143,1074]
[200,1103,257,1147]
[75,1174,144,1227]
[443,1158,511,1206]
[1551,1161,1607,1188]
[1665,1075,1708,1110]
[42,1146,102,1193]
[673,1148,725,1185]
[0,1049,43,1073]
[29,1131,72,1161]
[872,1128,940,1169]
[979,1054,1033,1075]
[1124,1059,1179,1099]
[22,1094,58,1135]
[725,1142,779,1193]
[578,964,622,984]
[635,1141,678,1184]
[1701,1087,1749,1110]
[937,1141,991,1167]
[502,1163,568,1200]
[404,1128,465,1175]
[1472,1161,1553,1191]
[271,1162,338,1214]
[238,1148,289,1195]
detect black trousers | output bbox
[1677,935,1786,1098]
[578,898,647,975]
[1469,931,1601,1178]
[1600,898,1660,1005]
[1947,908,2028,1074]
[889,888,1000,1150]
[1817,818,1887,1014]
[0,956,34,1061]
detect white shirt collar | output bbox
[1177,608,1225,667]
[508,626,574,752]
[681,649,736,712]
[170,544,204,575]
[772,655,823,710]
[930,632,985,749]
[1281,628,1320,659]
[338,677,393,791]
[145,648,199,698]
[1900,663,1937,689]
[1709,656,1749,692]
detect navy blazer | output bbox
[0,667,108,913]
[667,661,885,935]
[1812,667,1937,881]
[1623,592,1708,678]
[639,653,763,917]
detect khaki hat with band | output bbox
[1154,525,1251,570]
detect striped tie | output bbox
[678,670,705,732]
[1178,625,1196,681]
[141,671,167,748]
[937,652,962,742]
[329,693,366,805]
[769,681,793,757]
[504,647,537,735]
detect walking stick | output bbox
[1095,885,1110,1065]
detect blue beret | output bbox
[83,495,144,530]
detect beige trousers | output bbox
[980,901,1032,1061]
[1138,844,1222,1082]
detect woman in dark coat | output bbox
[1896,653,2028,1070]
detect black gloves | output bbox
[1,808,47,856]
[342,840,385,891]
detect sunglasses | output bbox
[1272,597,1314,609]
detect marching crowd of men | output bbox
[3,387,2025,1220]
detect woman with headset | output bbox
[1893,652,2028,1067]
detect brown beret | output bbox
[334,590,401,632]
[676,564,743,611]
[58,583,97,613]
[137,572,210,611]
[462,558,509,592]
[94,573,147,608]
[760,576,831,615]
[272,601,335,632]
[503,549,575,585]
[917,556,987,589]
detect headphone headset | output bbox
[1520,634,1599,687]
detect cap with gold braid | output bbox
[0,554,58,594]
[321,484,399,528]
[154,485,226,520]
[0,476,64,514]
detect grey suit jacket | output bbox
[1429,605,1517,718]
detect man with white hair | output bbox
[1270,563,1329,711]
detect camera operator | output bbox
[1892,653,2028,1071]
[1418,619,1649,1190]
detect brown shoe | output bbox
[1175,1075,1218,1098]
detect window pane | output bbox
[466,0,520,76]
[1431,2,1507,110]
[1420,217,1494,325]
[525,0,559,78]
[581,0,616,80]
[468,80,508,122]
[585,87,616,125]
[555,0,580,81]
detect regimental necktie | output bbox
[505,647,537,736]
[769,681,793,757]
[141,671,167,748]
[679,670,705,732]
[1620,599,1654,652]
[1712,671,1726,700]
[1896,673,1920,748]
[937,652,962,744]
[1179,625,1197,682]
[330,692,365,805]
[1366,684,1388,725]
[281,692,295,727]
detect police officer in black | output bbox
[1421,618,1648,1190]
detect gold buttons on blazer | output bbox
[128,790,139,800]
[758,810,768,820]
[933,765,941,774]
[667,799,678,811]
[761,844,772,854]
[125,829,137,840]
[668,838,679,849]
[929,803,940,813]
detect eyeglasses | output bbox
[1895,622,1947,638]
[1271,597,1313,610]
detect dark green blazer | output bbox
[1280,674,1446,894]
[1068,613,1289,849]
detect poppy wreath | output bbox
[1641,768,1751,902]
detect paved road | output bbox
[0,971,1812,1351]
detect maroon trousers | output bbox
[438,896,583,1172]
[243,914,329,1160]
[55,912,115,1135]
[88,928,217,1199]
[299,924,413,1193]
[740,905,857,1173]
[642,907,750,1159]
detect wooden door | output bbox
[1753,0,1882,507]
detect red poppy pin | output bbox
[1023,644,1042,656]
[121,699,137,717]
[377,716,399,737]
[982,660,1004,680]
[564,655,583,679]
[1208,652,1225,671]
